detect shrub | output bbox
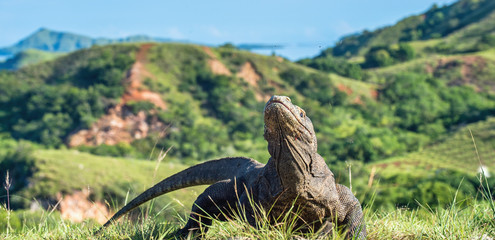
[0,143,36,209]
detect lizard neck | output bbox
[268,135,315,192]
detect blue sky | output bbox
[0,0,456,59]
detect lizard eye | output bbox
[300,110,305,118]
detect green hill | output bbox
[360,116,495,209]
[0,39,494,162]
[1,40,494,212]
[331,0,495,58]
[0,49,62,70]
[0,42,387,164]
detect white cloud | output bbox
[205,26,226,38]
[166,27,186,39]
[331,21,356,36]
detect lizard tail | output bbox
[99,157,259,230]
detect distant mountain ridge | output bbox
[0,28,287,57]
[0,28,289,70]
[0,28,175,56]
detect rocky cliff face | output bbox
[68,105,164,147]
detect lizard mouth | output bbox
[264,100,312,137]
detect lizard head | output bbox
[263,95,317,157]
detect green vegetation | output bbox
[331,0,495,58]
[339,117,495,211]
[0,49,63,70]
[298,49,363,79]
[0,180,493,239]
[0,140,493,238]
[363,43,416,68]
[0,147,205,222]
[1,0,495,238]
[0,44,137,147]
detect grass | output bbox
[367,201,494,239]
[0,49,64,70]
[329,73,378,100]
[1,194,493,239]
[370,117,495,176]
[17,149,205,224]
[1,147,493,239]
[2,119,495,239]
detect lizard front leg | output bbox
[177,179,241,238]
[336,184,367,240]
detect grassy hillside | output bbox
[351,117,495,211]
[1,144,204,222]
[0,42,399,165]
[331,0,495,58]
[0,49,63,70]
[29,149,203,210]
[0,143,493,239]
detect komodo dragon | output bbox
[99,95,366,239]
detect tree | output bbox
[393,43,415,62]
[364,47,394,68]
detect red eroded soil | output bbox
[237,62,271,102]
[238,62,261,87]
[370,89,378,99]
[203,46,232,76]
[68,43,166,147]
[337,84,353,95]
[430,56,489,91]
[122,44,167,109]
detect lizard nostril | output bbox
[286,97,291,102]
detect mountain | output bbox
[330,0,495,58]
[0,28,174,57]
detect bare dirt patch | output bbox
[203,46,232,76]
[57,189,109,224]
[433,56,488,90]
[459,56,487,86]
[352,96,364,105]
[122,44,166,109]
[202,46,216,58]
[237,62,261,87]
[68,43,166,147]
[370,89,378,99]
[337,83,353,95]
[208,59,232,76]
[236,62,270,102]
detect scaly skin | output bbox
[98,95,366,239]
